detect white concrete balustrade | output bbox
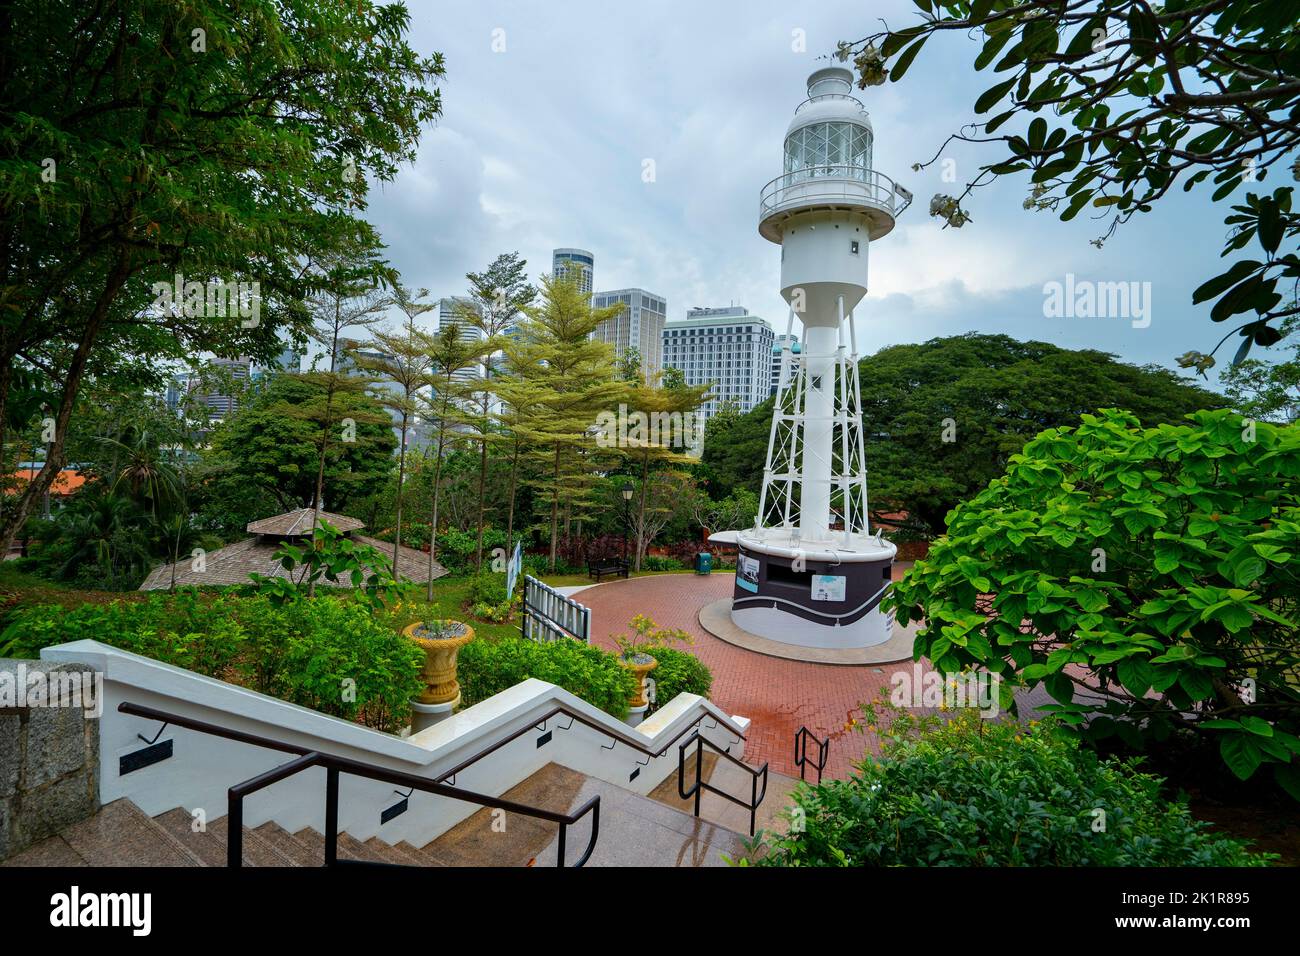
[40,640,750,851]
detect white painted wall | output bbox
[41,640,748,852]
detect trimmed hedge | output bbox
[457,635,637,719]
[642,645,712,711]
[0,591,424,732]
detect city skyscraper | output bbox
[435,296,486,387]
[551,247,594,295]
[191,356,252,421]
[662,307,774,420]
[592,288,667,380]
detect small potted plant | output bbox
[612,614,692,724]
[403,619,476,728]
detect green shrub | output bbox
[747,708,1272,867]
[458,636,636,719]
[642,646,712,710]
[889,408,1300,797]
[0,591,423,733]
[521,553,581,576]
[248,520,414,612]
[0,590,243,677]
[469,600,513,623]
[465,569,513,607]
[235,597,424,732]
[642,555,685,572]
[435,529,507,575]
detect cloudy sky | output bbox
[363,0,1260,385]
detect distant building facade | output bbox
[770,333,800,396]
[436,296,486,387]
[591,288,667,380]
[662,307,774,420]
[552,248,594,295]
[191,357,251,421]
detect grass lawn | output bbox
[418,566,703,641]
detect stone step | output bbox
[2,764,763,867]
[253,822,321,866]
[649,749,801,838]
[363,837,428,867]
[151,808,300,867]
[62,799,202,867]
[289,826,409,865]
[0,834,87,867]
[412,763,751,867]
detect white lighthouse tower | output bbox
[713,67,911,650]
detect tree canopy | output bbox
[702,334,1220,535]
[203,373,397,528]
[890,408,1300,798]
[0,0,442,551]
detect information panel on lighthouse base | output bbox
[710,66,913,652]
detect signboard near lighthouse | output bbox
[709,66,912,651]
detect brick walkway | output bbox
[580,572,917,781]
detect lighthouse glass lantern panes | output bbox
[784,123,873,183]
[828,123,849,168]
[851,126,872,175]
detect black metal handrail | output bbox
[118,702,600,868]
[432,701,746,785]
[677,732,769,835]
[794,726,829,784]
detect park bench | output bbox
[587,556,630,582]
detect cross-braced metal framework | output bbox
[756,310,871,542]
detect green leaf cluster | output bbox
[890,408,1300,793]
[746,709,1271,867]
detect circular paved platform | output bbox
[697,598,916,665]
[574,571,925,780]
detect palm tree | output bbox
[94,430,183,519]
[54,492,150,586]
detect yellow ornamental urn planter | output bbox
[620,652,659,709]
[404,620,476,707]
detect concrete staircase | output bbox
[2,762,798,868]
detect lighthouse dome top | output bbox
[786,66,873,138]
[807,66,854,96]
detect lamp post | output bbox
[620,482,634,564]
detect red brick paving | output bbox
[580,571,916,781]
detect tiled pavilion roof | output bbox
[138,507,446,591]
[245,508,364,537]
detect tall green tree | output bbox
[513,273,625,570]
[204,374,397,528]
[353,286,436,578]
[1221,317,1300,423]
[419,321,484,598]
[0,0,443,554]
[614,372,710,570]
[858,335,1221,534]
[839,1,1300,363]
[300,242,393,542]
[462,252,536,570]
[491,361,551,558]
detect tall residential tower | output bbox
[662,307,773,419]
[551,248,594,296]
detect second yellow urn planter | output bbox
[404,620,476,707]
